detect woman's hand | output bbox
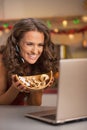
[12,75,30,93]
[46,76,54,88]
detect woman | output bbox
[0,18,58,105]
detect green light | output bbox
[46,20,52,28]
[73,19,80,24]
[3,23,9,28]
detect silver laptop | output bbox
[25,58,87,125]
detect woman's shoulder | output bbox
[0,53,5,69]
[0,45,6,62]
[0,45,6,53]
[0,53,3,62]
[0,53,7,75]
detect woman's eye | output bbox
[39,44,44,47]
[25,42,33,45]
[23,42,44,47]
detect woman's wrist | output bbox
[11,84,20,93]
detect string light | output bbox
[82,32,87,48]
[3,23,9,28]
[0,16,87,35]
[73,18,80,24]
[62,20,68,27]
[4,28,10,33]
[46,20,52,28]
[82,15,87,22]
[54,28,59,33]
[68,34,74,39]
[83,39,87,47]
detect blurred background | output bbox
[0,0,87,59]
[0,0,87,106]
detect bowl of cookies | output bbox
[14,71,53,90]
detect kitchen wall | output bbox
[0,0,87,19]
[0,0,87,56]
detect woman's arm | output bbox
[27,90,43,106]
[0,55,19,105]
[0,85,19,105]
[27,72,55,106]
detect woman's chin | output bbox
[27,60,37,64]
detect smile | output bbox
[28,55,38,60]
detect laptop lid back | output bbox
[56,58,87,123]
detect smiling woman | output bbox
[0,18,58,105]
[19,31,44,64]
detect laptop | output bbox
[25,58,87,125]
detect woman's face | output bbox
[19,31,44,64]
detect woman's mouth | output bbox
[28,55,38,60]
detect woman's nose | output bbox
[32,46,39,54]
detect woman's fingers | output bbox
[46,77,54,88]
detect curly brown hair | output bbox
[0,18,58,80]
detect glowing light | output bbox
[54,28,59,33]
[82,16,87,22]
[83,39,87,47]
[73,19,80,24]
[46,20,52,28]
[4,28,10,33]
[62,20,68,27]
[68,34,74,39]
[3,23,9,28]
